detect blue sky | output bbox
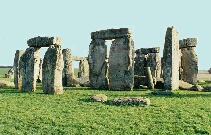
[0,0,210,69]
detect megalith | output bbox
[88,39,108,89]
[20,47,40,92]
[134,47,161,78]
[78,58,89,78]
[42,45,64,94]
[163,26,180,90]
[62,48,74,86]
[37,58,43,82]
[89,28,134,90]
[134,49,147,76]
[109,37,134,90]
[179,38,198,84]
[13,50,25,90]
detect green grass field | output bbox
[0,68,211,134]
[0,68,11,78]
[0,85,211,134]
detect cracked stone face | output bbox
[20,47,40,92]
[88,39,108,89]
[13,50,25,89]
[79,59,89,78]
[62,48,75,87]
[108,37,134,90]
[42,45,64,94]
[180,38,198,85]
[163,26,180,90]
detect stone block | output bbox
[42,45,64,94]
[27,36,62,47]
[91,28,132,40]
[108,37,134,90]
[20,47,40,92]
[88,39,108,89]
[62,48,75,87]
[72,56,87,61]
[163,26,180,90]
[13,50,25,89]
[140,47,160,54]
[179,38,197,48]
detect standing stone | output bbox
[13,50,25,89]
[147,53,161,78]
[180,38,198,84]
[42,45,64,94]
[134,49,146,76]
[134,47,161,78]
[163,26,179,90]
[78,58,89,78]
[62,48,74,86]
[145,67,154,89]
[109,37,134,90]
[20,47,40,92]
[88,39,108,89]
[37,58,43,82]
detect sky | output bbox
[0,0,210,69]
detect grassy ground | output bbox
[0,68,11,78]
[0,85,211,134]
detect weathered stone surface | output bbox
[145,67,154,89]
[72,56,87,61]
[91,28,132,40]
[139,47,160,54]
[0,80,14,87]
[20,47,40,92]
[13,50,25,89]
[146,53,162,78]
[37,58,43,82]
[90,94,107,102]
[78,76,90,87]
[179,38,197,48]
[179,80,194,90]
[134,47,161,78]
[62,48,75,87]
[88,39,108,89]
[42,45,64,94]
[134,50,146,76]
[78,59,89,78]
[27,36,62,47]
[180,38,198,85]
[109,37,134,90]
[163,26,180,90]
[109,97,150,106]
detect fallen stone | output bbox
[90,94,107,102]
[179,80,194,90]
[109,97,150,106]
[0,80,14,87]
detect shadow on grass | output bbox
[64,87,94,91]
[0,87,25,94]
[146,91,211,98]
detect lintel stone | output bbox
[91,28,132,40]
[179,38,197,49]
[27,36,62,47]
[135,47,160,54]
